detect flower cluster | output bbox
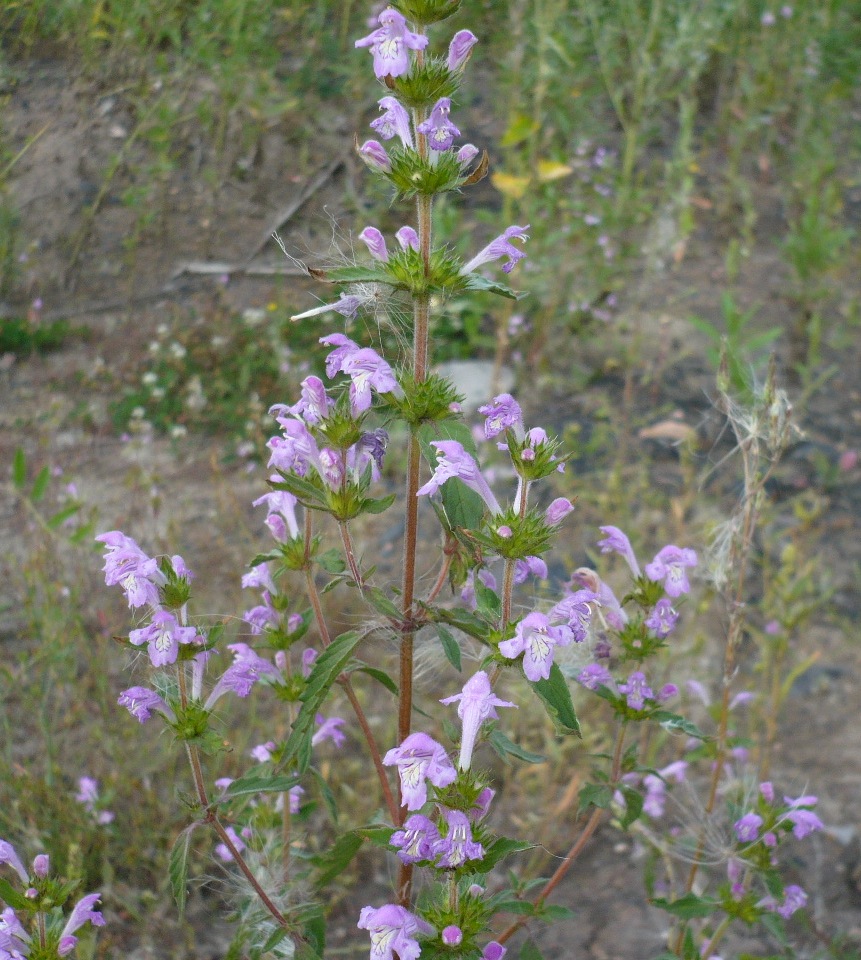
[0,838,104,957]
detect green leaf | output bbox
[618,785,644,829]
[0,876,31,910]
[283,630,363,773]
[462,273,522,300]
[532,664,581,737]
[30,465,50,502]
[473,836,533,873]
[302,909,326,959]
[474,579,501,620]
[316,549,346,574]
[650,892,719,919]
[46,504,80,529]
[361,493,396,515]
[417,420,486,532]
[578,783,613,812]
[311,265,393,285]
[652,710,709,740]
[519,941,545,960]
[364,587,403,621]
[423,603,489,641]
[489,728,545,764]
[169,823,199,918]
[261,927,291,955]
[437,626,462,671]
[540,903,575,921]
[310,767,338,823]
[313,830,364,887]
[12,447,26,489]
[351,664,398,695]
[223,774,300,799]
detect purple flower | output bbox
[460,567,497,608]
[358,139,392,172]
[96,531,162,608]
[370,96,413,148]
[117,686,173,724]
[214,825,245,863]
[442,925,463,946]
[456,143,479,166]
[322,335,401,414]
[545,497,574,525]
[390,814,440,864]
[435,809,484,868]
[0,839,28,883]
[383,732,456,810]
[417,440,501,515]
[289,292,363,322]
[253,488,301,542]
[569,567,628,630]
[643,774,667,817]
[785,809,823,839]
[396,226,419,250]
[359,226,389,262]
[646,598,678,638]
[549,589,599,642]
[242,561,276,594]
[205,644,279,708]
[251,741,275,762]
[312,714,347,748]
[759,781,775,803]
[447,30,477,71]
[417,97,460,151]
[482,943,507,960]
[478,393,523,439]
[499,611,572,682]
[285,376,334,424]
[514,555,547,584]
[267,418,319,476]
[597,525,641,578]
[734,812,763,842]
[440,671,515,771]
[58,892,105,956]
[357,904,433,960]
[129,610,198,668]
[645,545,698,597]
[32,854,49,879]
[577,663,613,690]
[462,225,529,276]
[355,7,429,79]
[243,590,279,635]
[289,785,305,814]
[618,671,653,710]
[75,777,99,808]
[758,884,807,919]
[470,786,495,821]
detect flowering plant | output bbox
[63,4,823,959]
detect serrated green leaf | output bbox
[30,465,50,502]
[302,909,326,959]
[759,910,788,945]
[650,892,719,919]
[540,903,575,921]
[169,823,199,918]
[12,448,26,489]
[474,579,501,620]
[578,783,613,812]
[283,630,363,773]
[437,626,462,671]
[532,664,581,737]
[351,664,398,695]
[261,927,291,954]
[489,728,545,764]
[223,774,300,799]
[312,265,394,285]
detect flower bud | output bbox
[32,854,49,878]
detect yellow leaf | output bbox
[537,160,573,182]
[491,172,530,199]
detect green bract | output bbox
[384,371,463,425]
[385,56,460,109]
[387,145,467,199]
